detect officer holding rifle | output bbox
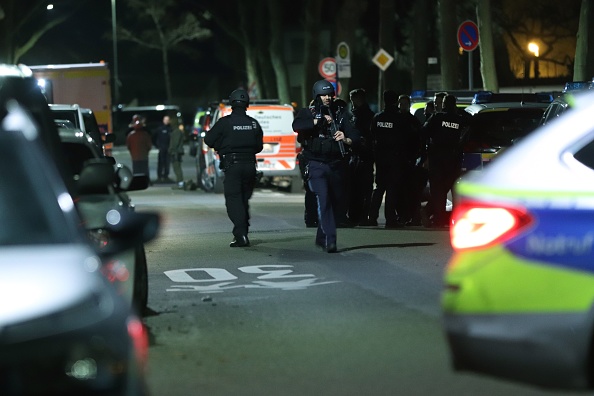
[292,80,360,253]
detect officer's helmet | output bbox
[312,80,335,98]
[229,89,249,108]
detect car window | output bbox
[82,111,100,135]
[465,108,544,149]
[574,140,594,170]
[50,110,80,129]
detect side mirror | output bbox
[77,159,114,194]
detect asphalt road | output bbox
[111,146,577,396]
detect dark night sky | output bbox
[20,1,228,118]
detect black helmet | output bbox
[229,89,249,107]
[312,80,335,98]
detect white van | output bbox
[199,100,301,193]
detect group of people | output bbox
[291,82,469,252]
[197,81,468,252]
[125,114,186,189]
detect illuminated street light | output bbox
[528,42,539,58]
[528,42,540,79]
[47,4,54,10]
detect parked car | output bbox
[199,100,301,193]
[0,102,158,395]
[443,90,594,390]
[461,99,550,172]
[58,127,152,313]
[49,103,115,155]
[540,81,593,127]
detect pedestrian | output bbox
[126,114,152,177]
[396,94,423,226]
[433,92,447,113]
[348,88,375,226]
[155,115,172,183]
[368,91,421,228]
[204,89,263,247]
[292,79,359,253]
[169,122,185,189]
[423,100,435,123]
[422,94,469,227]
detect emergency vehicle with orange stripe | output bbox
[199,100,301,193]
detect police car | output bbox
[461,92,553,172]
[443,90,594,390]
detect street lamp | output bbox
[111,0,119,105]
[528,42,539,58]
[528,42,540,79]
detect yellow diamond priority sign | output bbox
[372,48,394,71]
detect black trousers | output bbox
[223,162,257,239]
[157,149,170,178]
[307,160,346,247]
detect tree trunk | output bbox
[334,0,368,100]
[267,0,291,104]
[574,0,593,80]
[378,0,395,102]
[476,0,498,91]
[301,0,322,106]
[438,0,459,90]
[412,0,430,90]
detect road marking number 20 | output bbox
[164,265,340,293]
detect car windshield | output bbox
[50,109,80,129]
[465,108,545,149]
[0,136,77,245]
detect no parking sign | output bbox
[457,20,479,52]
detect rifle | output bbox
[320,105,346,157]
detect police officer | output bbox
[347,88,375,226]
[292,80,359,253]
[368,90,421,228]
[422,94,468,227]
[204,89,264,247]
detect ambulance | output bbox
[199,100,301,193]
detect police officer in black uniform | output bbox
[292,80,359,253]
[369,90,421,228]
[204,89,264,247]
[422,94,468,227]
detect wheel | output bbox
[213,172,225,194]
[133,244,148,315]
[290,176,303,193]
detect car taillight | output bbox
[100,260,130,283]
[450,201,533,250]
[127,317,149,370]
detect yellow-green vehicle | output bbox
[442,90,594,390]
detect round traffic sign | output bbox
[457,20,479,52]
[318,57,336,79]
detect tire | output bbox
[290,176,303,193]
[133,244,148,315]
[213,172,225,194]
